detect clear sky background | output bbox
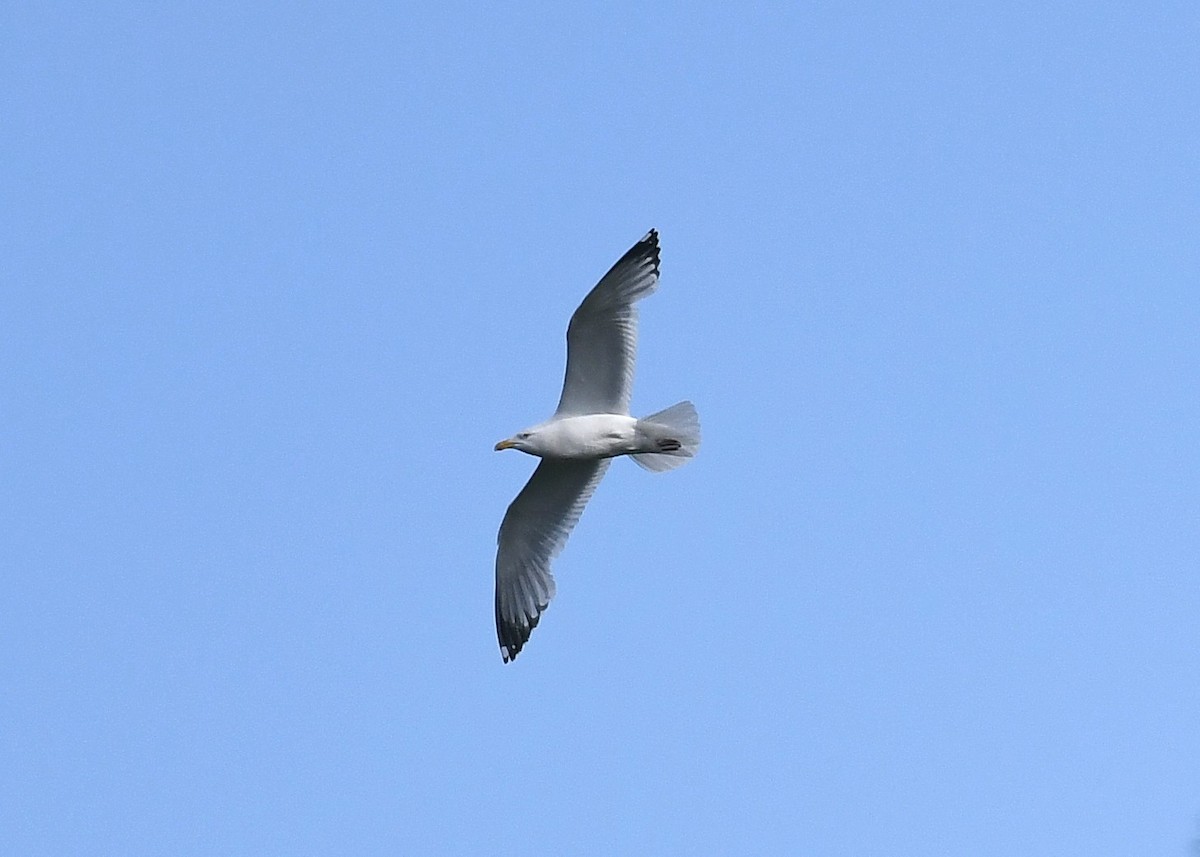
[3,3,1198,855]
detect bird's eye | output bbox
[519,432,530,439]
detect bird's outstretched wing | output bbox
[554,229,660,417]
[495,458,611,662]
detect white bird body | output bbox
[492,230,700,662]
[520,414,640,459]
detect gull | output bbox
[493,229,700,662]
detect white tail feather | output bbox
[632,401,701,472]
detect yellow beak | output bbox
[494,439,517,451]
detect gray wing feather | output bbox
[495,458,611,662]
[554,230,660,416]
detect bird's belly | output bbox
[542,414,639,459]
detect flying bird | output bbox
[493,229,700,662]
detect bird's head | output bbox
[494,429,536,454]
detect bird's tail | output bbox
[632,401,701,472]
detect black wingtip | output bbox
[638,227,660,262]
[497,601,542,664]
[613,228,660,277]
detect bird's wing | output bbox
[495,458,611,662]
[554,229,661,417]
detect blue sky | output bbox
[3,2,1199,854]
